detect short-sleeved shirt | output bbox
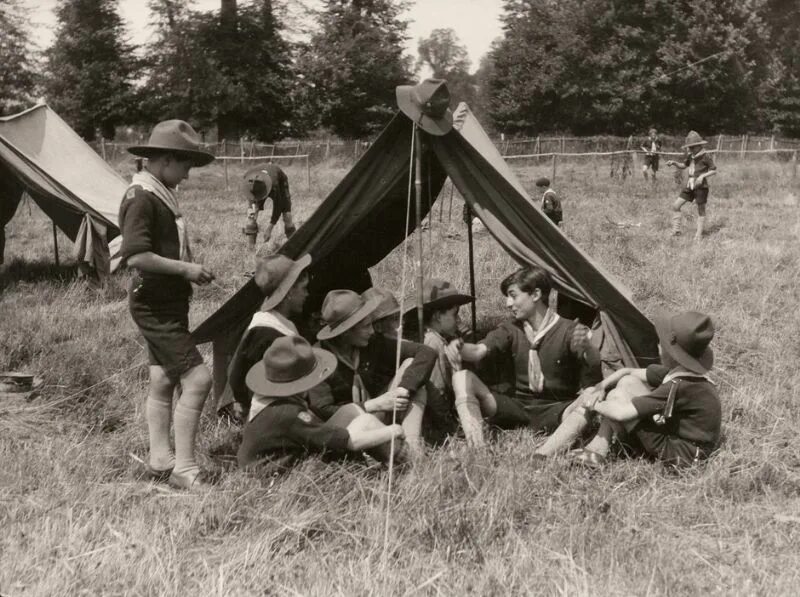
[642,136,662,154]
[684,151,716,187]
[119,185,191,300]
[631,365,721,449]
[424,329,460,396]
[237,394,351,468]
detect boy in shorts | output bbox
[640,128,662,182]
[243,163,296,245]
[121,120,216,490]
[535,177,563,226]
[666,131,717,240]
[573,311,720,468]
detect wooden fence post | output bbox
[769,135,775,151]
[222,139,227,158]
[306,155,311,190]
[793,151,798,180]
[716,134,723,153]
[535,136,540,156]
[224,158,229,191]
[552,153,557,183]
[325,138,331,161]
[100,137,107,161]
[240,138,245,164]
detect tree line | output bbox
[1,0,798,142]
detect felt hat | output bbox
[245,336,337,397]
[128,120,215,167]
[362,288,401,321]
[421,278,473,312]
[257,254,312,310]
[243,166,273,202]
[317,290,380,341]
[654,311,715,374]
[395,79,454,136]
[681,130,708,149]
[535,177,550,187]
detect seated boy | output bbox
[574,311,720,468]
[237,336,406,470]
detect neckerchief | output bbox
[246,310,298,422]
[128,170,191,262]
[687,150,706,178]
[324,342,370,404]
[522,310,561,394]
[541,188,556,209]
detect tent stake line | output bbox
[414,124,425,343]
[52,221,60,267]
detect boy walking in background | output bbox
[640,127,662,182]
[121,120,216,490]
[535,177,563,226]
[666,131,717,240]
[243,163,296,246]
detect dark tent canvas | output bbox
[0,104,125,276]
[194,104,659,402]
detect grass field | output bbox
[2,153,800,596]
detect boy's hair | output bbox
[500,266,552,299]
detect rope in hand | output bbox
[381,122,417,569]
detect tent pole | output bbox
[465,205,477,335]
[52,222,60,267]
[414,125,425,343]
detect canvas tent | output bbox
[193,103,659,401]
[0,103,124,276]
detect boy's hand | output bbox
[368,388,410,412]
[387,424,405,440]
[579,386,604,410]
[445,339,464,363]
[184,263,215,284]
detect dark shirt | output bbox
[683,151,716,187]
[308,335,436,421]
[237,394,351,468]
[632,365,721,448]
[228,326,285,409]
[119,185,191,299]
[263,164,291,203]
[480,317,601,402]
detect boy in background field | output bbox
[573,311,721,468]
[666,131,717,240]
[640,127,662,182]
[535,177,563,226]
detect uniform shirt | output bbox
[424,329,461,395]
[684,151,716,187]
[632,365,721,448]
[541,189,563,223]
[119,185,191,299]
[480,318,600,401]
[642,135,662,154]
[264,164,291,203]
[237,394,351,468]
[309,335,436,420]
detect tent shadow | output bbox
[0,258,79,287]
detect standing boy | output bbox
[640,127,662,182]
[535,177,563,226]
[666,131,717,240]
[121,120,216,490]
[243,163,296,245]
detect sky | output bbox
[28,0,506,73]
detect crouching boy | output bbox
[574,311,721,468]
[237,336,406,469]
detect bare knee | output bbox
[181,364,212,395]
[149,366,175,397]
[616,374,649,397]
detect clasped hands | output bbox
[365,387,410,413]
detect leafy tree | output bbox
[43,0,139,139]
[0,0,40,115]
[416,28,475,109]
[759,0,800,136]
[298,0,411,138]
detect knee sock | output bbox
[172,398,205,480]
[583,419,618,457]
[671,212,682,234]
[454,393,485,447]
[535,407,590,456]
[400,395,426,458]
[146,394,174,471]
[695,216,705,239]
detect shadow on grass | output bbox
[0,258,80,289]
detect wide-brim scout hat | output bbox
[246,336,336,397]
[317,290,380,341]
[395,79,454,136]
[681,130,708,149]
[535,177,551,187]
[128,120,215,167]
[242,165,273,202]
[258,254,312,311]
[362,288,401,321]
[420,278,473,312]
[654,311,715,375]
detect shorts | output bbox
[643,154,659,171]
[679,187,709,205]
[129,290,203,383]
[255,192,292,225]
[627,421,713,467]
[488,393,572,433]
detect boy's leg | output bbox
[282,211,297,237]
[171,363,212,487]
[695,198,707,241]
[583,375,650,456]
[534,395,592,456]
[452,370,489,447]
[146,365,176,472]
[387,359,426,457]
[671,197,688,235]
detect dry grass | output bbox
[2,155,800,596]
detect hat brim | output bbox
[262,254,312,311]
[317,296,381,341]
[681,140,708,149]
[402,293,474,319]
[127,145,215,167]
[654,314,713,374]
[245,346,337,397]
[243,167,273,202]
[396,86,454,137]
[372,303,401,321]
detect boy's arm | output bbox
[460,342,488,363]
[127,252,214,284]
[346,414,404,450]
[592,399,639,422]
[307,381,342,421]
[599,367,648,391]
[462,323,511,363]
